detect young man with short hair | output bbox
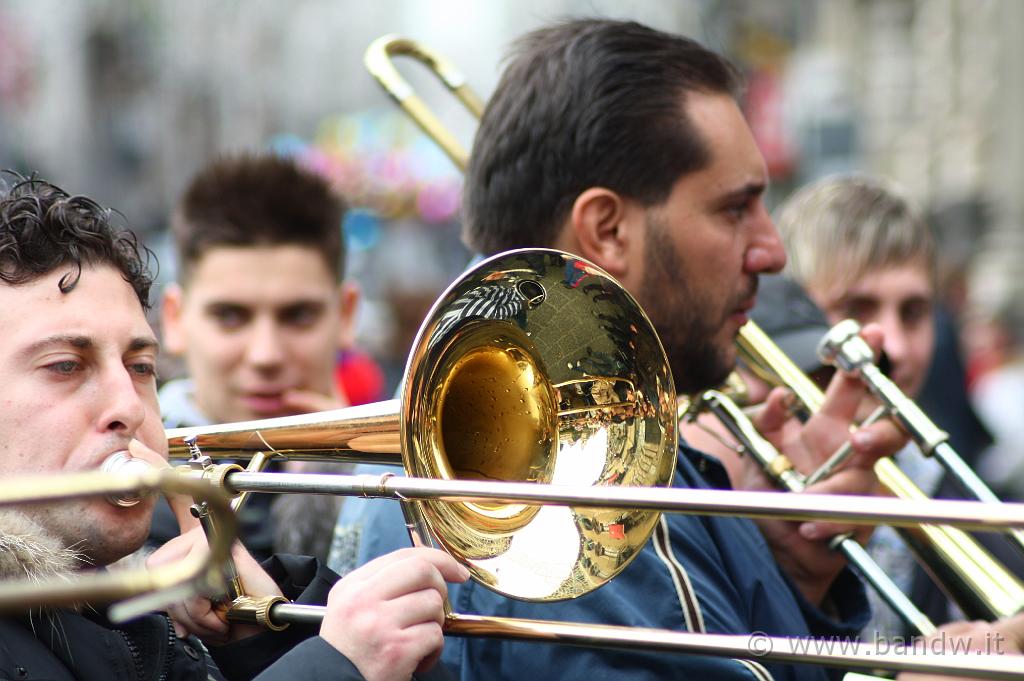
[158,153,363,560]
[161,153,358,426]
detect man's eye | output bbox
[725,204,746,220]
[724,200,752,222]
[902,300,932,327]
[280,305,323,327]
[46,360,81,375]
[209,306,250,329]
[129,363,157,379]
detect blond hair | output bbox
[776,174,935,293]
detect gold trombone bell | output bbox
[170,248,678,602]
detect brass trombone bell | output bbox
[169,248,678,603]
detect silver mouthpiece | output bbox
[100,451,153,507]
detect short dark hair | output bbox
[172,153,347,282]
[463,19,742,254]
[0,171,155,309]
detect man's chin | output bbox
[673,352,736,396]
[75,501,154,567]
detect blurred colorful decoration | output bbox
[335,348,387,406]
[734,23,797,180]
[269,109,463,228]
[746,68,796,179]
[0,10,35,108]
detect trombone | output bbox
[0,465,235,623]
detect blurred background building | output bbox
[1,0,1022,393]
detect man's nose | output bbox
[98,367,147,435]
[245,317,286,369]
[878,311,910,367]
[744,209,787,275]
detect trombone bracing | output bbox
[0,467,235,623]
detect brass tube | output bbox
[364,35,484,171]
[167,399,403,465]
[226,602,1023,679]
[192,470,1024,533]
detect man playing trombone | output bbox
[0,171,464,681]
[340,18,1024,680]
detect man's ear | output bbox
[568,188,636,278]
[161,284,188,356]
[337,281,360,351]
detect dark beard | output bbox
[639,218,736,395]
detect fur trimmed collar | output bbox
[0,510,82,583]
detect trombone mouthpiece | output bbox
[100,452,154,507]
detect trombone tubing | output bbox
[821,319,1024,556]
[197,470,1024,532]
[694,389,937,636]
[0,469,235,621]
[244,604,1020,679]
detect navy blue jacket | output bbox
[329,446,870,680]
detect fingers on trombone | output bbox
[847,418,905,465]
[992,612,1024,652]
[798,467,879,541]
[128,438,200,531]
[857,323,885,362]
[322,549,457,678]
[167,595,229,642]
[368,548,469,601]
[753,387,792,433]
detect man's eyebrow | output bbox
[716,181,766,205]
[19,334,160,357]
[127,336,161,353]
[20,334,94,358]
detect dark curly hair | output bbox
[0,171,155,309]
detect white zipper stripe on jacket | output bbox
[737,658,775,680]
[652,515,706,632]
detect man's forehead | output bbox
[822,260,934,300]
[683,92,768,191]
[0,268,155,357]
[185,245,338,299]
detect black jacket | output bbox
[0,555,450,681]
